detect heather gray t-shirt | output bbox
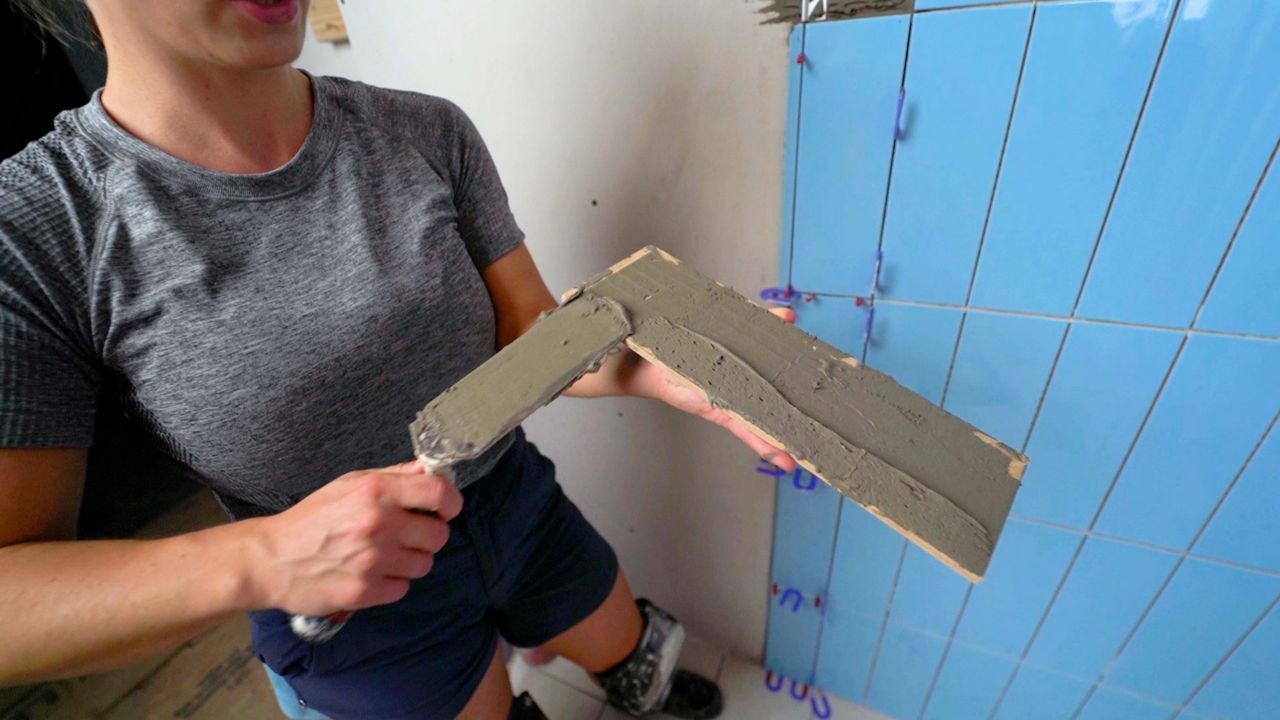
[0,74,524,518]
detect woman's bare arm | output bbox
[480,244,797,469]
[0,448,460,686]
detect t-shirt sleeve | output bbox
[444,104,526,270]
[0,250,100,448]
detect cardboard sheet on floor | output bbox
[412,246,1026,581]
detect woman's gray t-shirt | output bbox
[0,74,525,517]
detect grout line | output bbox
[1065,0,1180,318]
[1007,514,1280,579]
[799,295,1280,343]
[1070,407,1280,717]
[1190,136,1280,330]
[805,499,847,683]
[1021,323,1071,452]
[1171,592,1280,719]
[784,23,808,289]
[863,540,909,701]
[917,586,975,720]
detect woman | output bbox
[0,1,797,718]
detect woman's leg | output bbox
[536,570,643,672]
[455,646,514,720]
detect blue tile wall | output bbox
[942,312,1064,447]
[768,2,1280,717]
[878,5,1031,305]
[971,0,1172,315]
[1077,687,1179,720]
[1197,160,1280,337]
[866,624,947,720]
[1104,559,1279,704]
[994,665,1092,720]
[1184,603,1280,720]
[789,16,909,296]
[921,643,1015,720]
[953,520,1078,657]
[1194,426,1280,573]
[1013,323,1181,527]
[766,298,864,681]
[813,505,902,700]
[1077,1,1280,326]
[1026,537,1179,680]
[1095,335,1280,549]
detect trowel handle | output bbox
[290,460,455,643]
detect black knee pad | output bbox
[596,598,687,716]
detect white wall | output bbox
[297,1,791,659]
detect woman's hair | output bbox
[10,0,101,49]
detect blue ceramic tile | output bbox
[766,297,872,678]
[954,520,1080,657]
[1079,687,1180,720]
[768,477,842,681]
[943,313,1065,448]
[886,545,969,637]
[794,296,867,360]
[972,0,1173,315]
[915,0,1002,9]
[922,643,1016,720]
[1106,559,1280,704]
[1195,427,1280,573]
[1077,2,1280,326]
[879,5,1032,305]
[779,26,804,285]
[865,303,962,402]
[826,503,905,620]
[789,16,909,295]
[1197,162,1280,338]
[766,592,827,686]
[1185,603,1280,720]
[865,623,947,720]
[813,605,884,704]
[1095,335,1280,549]
[994,665,1092,720]
[1027,537,1178,679]
[1013,324,1181,527]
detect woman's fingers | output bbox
[713,409,798,472]
[768,306,797,323]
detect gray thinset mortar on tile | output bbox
[411,293,631,464]
[756,0,913,25]
[413,247,1024,580]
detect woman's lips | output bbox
[232,0,300,25]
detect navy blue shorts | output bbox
[249,429,620,720]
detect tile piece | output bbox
[1105,559,1279,704]
[880,5,1032,305]
[1027,537,1178,680]
[971,0,1173,315]
[789,16,909,296]
[1077,1,1280,326]
[886,545,969,637]
[1095,335,1280,549]
[586,248,1027,580]
[1013,324,1181,527]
